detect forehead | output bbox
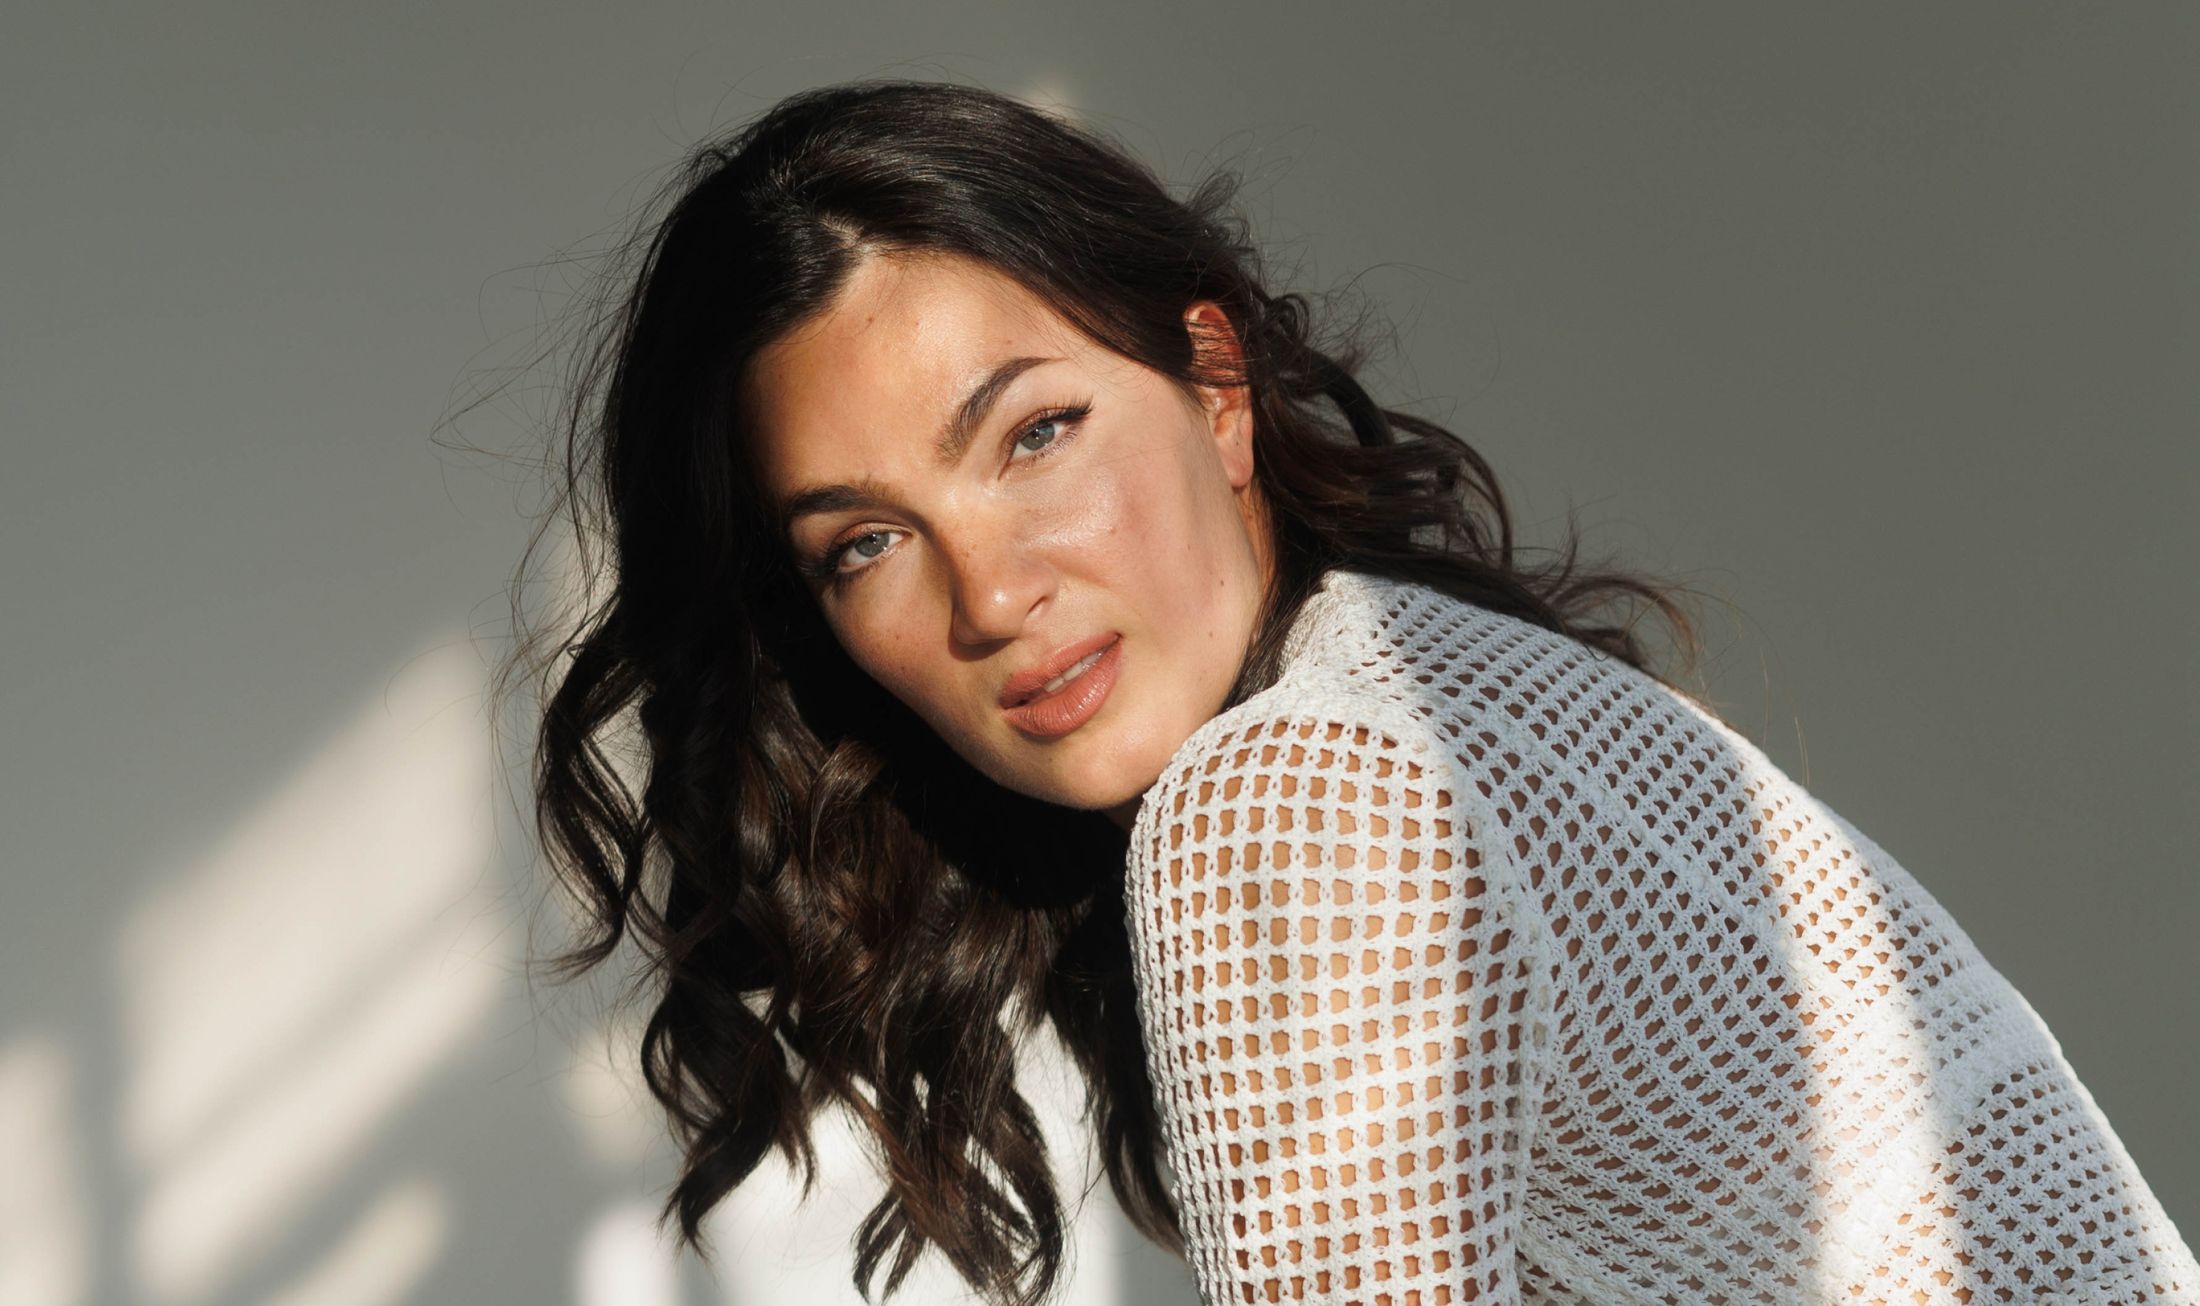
[743,251,1081,466]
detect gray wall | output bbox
[4,5,2192,1303]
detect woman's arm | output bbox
[1124,701,1553,1305]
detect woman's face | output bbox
[743,250,1273,827]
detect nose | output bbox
[941,516,1053,648]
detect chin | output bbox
[984,746,1145,814]
[1057,752,1163,816]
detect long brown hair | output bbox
[492,78,1712,1306]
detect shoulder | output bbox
[1118,662,1555,1012]
[1122,667,1524,911]
[1302,570,1752,805]
[1121,564,1738,902]
[1275,568,1651,748]
[1129,671,1455,829]
[1121,568,1576,862]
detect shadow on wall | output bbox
[0,632,1200,1306]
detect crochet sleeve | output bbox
[1124,703,1549,1306]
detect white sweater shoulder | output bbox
[1123,567,2199,1305]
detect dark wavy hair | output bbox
[493,78,1713,1306]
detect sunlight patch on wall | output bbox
[559,1005,663,1172]
[0,1035,88,1306]
[258,1178,450,1306]
[117,637,506,1305]
[117,641,495,1168]
[576,1198,684,1306]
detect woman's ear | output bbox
[1183,300,1255,490]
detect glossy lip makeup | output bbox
[999,634,1123,739]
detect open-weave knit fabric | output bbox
[1123,567,2197,1305]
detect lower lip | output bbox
[1003,636,1123,739]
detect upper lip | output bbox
[998,632,1120,708]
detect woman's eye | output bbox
[1008,404,1091,463]
[820,527,902,581]
[1015,418,1066,455]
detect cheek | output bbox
[1037,414,1212,561]
[1123,424,1240,586]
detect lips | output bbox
[1007,633,1126,738]
[998,632,1121,708]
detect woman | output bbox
[504,79,2199,1305]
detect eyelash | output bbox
[801,402,1093,585]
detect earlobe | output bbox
[1215,400,1255,490]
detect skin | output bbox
[743,249,1277,830]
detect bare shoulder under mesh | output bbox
[1122,571,2200,1305]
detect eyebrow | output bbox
[778,354,1059,531]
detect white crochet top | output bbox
[1122,566,2197,1305]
